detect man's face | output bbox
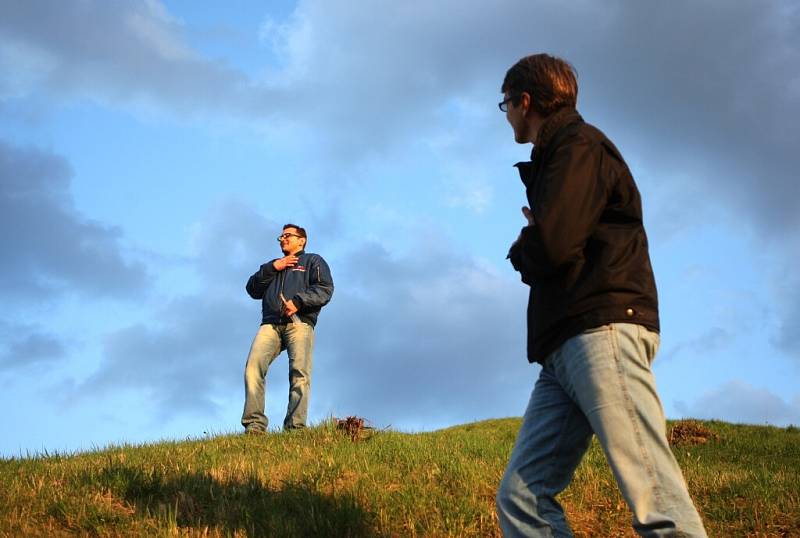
[278,227,305,255]
[504,91,541,144]
[504,92,528,144]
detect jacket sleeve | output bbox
[246,262,278,299]
[292,255,334,310]
[513,135,608,280]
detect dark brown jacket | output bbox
[508,108,659,363]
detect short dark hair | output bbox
[283,223,307,242]
[501,54,578,117]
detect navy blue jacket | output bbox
[246,251,334,327]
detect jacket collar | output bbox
[514,107,583,187]
[534,107,582,151]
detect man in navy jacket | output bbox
[241,223,334,432]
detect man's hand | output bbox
[273,255,299,271]
[508,207,536,286]
[282,299,298,317]
[522,206,535,226]
[510,206,536,252]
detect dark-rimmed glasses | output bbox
[498,96,515,112]
[277,233,302,242]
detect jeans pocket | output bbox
[636,324,660,366]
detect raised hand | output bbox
[273,255,299,271]
[522,206,535,226]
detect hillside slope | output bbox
[1,418,797,537]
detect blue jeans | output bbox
[241,322,314,431]
[496,323,707,537]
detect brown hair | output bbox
[283,223,307,245]
[501,54,578,117]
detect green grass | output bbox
[1,419,797,537]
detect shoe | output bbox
[245,428,266,436]
[283,425,306,431]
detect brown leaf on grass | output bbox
[668,420,720,446]
[335,416,372,442]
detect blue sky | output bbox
[1,0,798,457]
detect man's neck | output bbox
[528,117,544,146]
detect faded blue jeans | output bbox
[241,322,314,432]
[496,323,707,537]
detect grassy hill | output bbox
[1,418,797,537]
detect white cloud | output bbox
[771,240,800,362]
[445,179,493,215]
[0,0,284,117]
[313,241,532,428]
[0,320,69,372]
[674,380,800,426]
[125,0,194,62]
[0,140,148,301]
[659,327,732,364]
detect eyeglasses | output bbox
[498,96,515,112]
[277,233,302,242]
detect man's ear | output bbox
[519,92,532,116]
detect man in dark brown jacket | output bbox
[495,54,707,537]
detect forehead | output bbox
[283,227,300,236]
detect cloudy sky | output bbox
[1,0,798,457]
